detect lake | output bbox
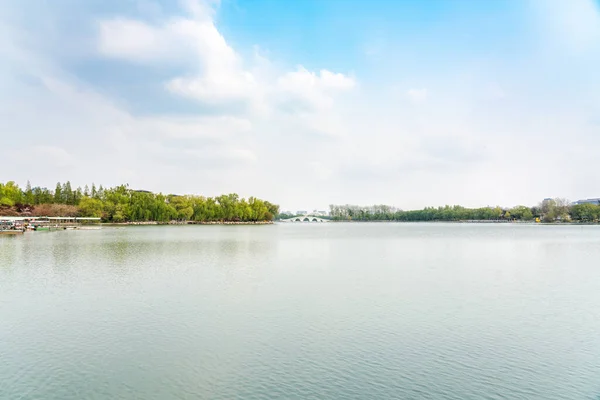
[2,223,600,399]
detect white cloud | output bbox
[98,19,170,61]
[30,146,75,168]
[487,83,506,99]
[140,116,253,139]
[277,67,355,94]
[166,72,257,104]
[181,0,220,20]
[134,0,164,17]
[309,161,334,180]
[406,88,428,103]
[317,69,356,90]
[97,2,355,117]
[178,146,257,165]
[2,0,600,211]
[529,0,600,51]
[162,15,256,104]
[3,0,357,204]
[276,67,355,114]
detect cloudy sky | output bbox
[1,0,599,211]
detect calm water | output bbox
[2,224,600,399]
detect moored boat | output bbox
[0,220,25,235]
[0,230,24,235]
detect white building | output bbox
[572,198,600,205]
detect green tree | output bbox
[63,181,73,205]
[571,203,600,222]
[78,197,104,218]
[54,182,63,204]
[540,198,571,222]
[74,187,83,205]
[510,205,533,221]
[31,186,52,204]
[1,180,279,223]
[0,181,22,206]
[24,181,34,205]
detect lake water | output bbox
[2,223,600,399]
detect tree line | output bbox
[329,198,600,223]
[0,181,279,223]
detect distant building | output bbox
[296,211,308,215]
[572,198,600,206]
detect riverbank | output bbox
[327,220,519,223]
[105,220,274,226]
[323,220,600,225]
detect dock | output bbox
[0,216,101,232]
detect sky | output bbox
[1,0,599,211]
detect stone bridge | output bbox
[279,215,329,223]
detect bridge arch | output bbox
[280,214,328,223]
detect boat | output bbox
[0,220,25,235]
[0,230,24,235]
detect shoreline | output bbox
[104,220,274,226]
[280,220,600,225]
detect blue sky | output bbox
[1,0,599,210]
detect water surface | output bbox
[2,224,600,399]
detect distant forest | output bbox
[4,180,599,224]
[329,199,600,223]
[0,181,279,223]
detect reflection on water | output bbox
[0,236,19,269]
[2,224,600,400]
